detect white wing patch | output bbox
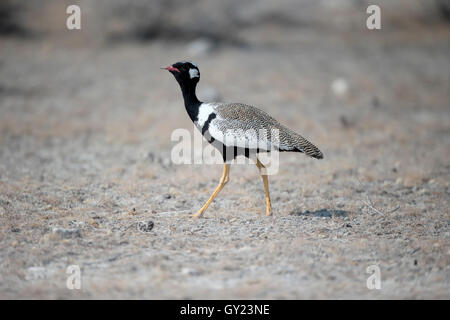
[208,119,275,151]
[198,103,281,152]
[189,68,199,79]
[197,103,216,127]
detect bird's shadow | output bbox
[290,208,348,218]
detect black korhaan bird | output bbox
[164,61,323,218]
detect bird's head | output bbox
[163,61,200,86]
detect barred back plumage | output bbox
[212,103,324,159]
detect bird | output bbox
[164,61,323,218]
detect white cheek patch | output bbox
[189,68,199,79]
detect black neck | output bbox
[179,81,201,122]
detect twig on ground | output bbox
[155,209,191,215]
[362,199,385,216]
[356,177,400,216]
[387,205,400,213]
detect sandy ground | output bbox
[0,25,449,299]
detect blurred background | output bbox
[0,0,449,299]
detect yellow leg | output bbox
[256,158,272,216]
[193,163,230,218]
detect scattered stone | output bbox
[11,227,20,233]
[25,267,48,281]
[88,219,99,228]
[52,227,81,239]
[187,38,214,56]
[70,220,85,228]
[339,115,353,128]
[147,152,155,162]
[181,267,200,276]
[137,220,154,233]
[371,96,380,108]
[163,194,172,199]
[331,78,348,96]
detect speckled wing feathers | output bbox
[207,103,323,159]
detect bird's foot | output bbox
[192,211,204,219]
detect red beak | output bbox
[163,65,180,73]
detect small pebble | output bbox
[137,220,154,233]
[187,38,214,56]
[371,96,380,108]
[331,78,348,96]
[181,267,200,276]
[52,227,81,239]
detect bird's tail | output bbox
[297,137,323,159]
[279,127,324,159]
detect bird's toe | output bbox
[192,211,204,219]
